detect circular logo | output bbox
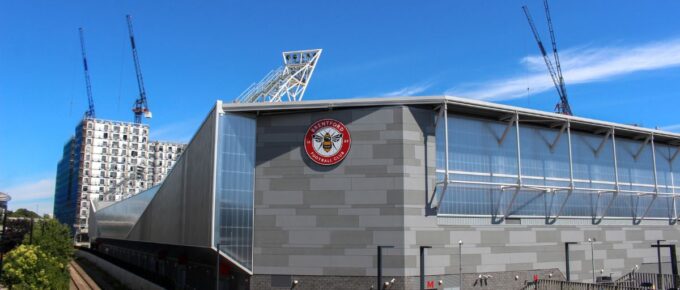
[304,119,351,165]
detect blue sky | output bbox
[2,0,680,215]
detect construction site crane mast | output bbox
[126,15,152,123]
[79,27,96,118]
[522,0,573,116]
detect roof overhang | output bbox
[220,95,680,144]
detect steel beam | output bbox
[498,114,517,145]
[594,129,612,157]
[503,187,521,218]
[549,123,567,150]
[633,135,652,160]
[633,134,660,223]
[515,112,522,187]
[671,146,680,162]
[551,121,575,221]
[596,128,619,222]
[636,194,658,223]
[444,104,450,186]
[652,134,659,194]
[432,103,450,209]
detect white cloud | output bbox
[10,200,53,217]
[661,124,680,132]
[150,119,200,143]
[447,38,680,101]
[1,179,54,202]
[0,178,55,216]
[378,82,433,97]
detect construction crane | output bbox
[78,27,96,118]
[522,0,573,116]
[126,15,152,123]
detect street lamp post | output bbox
[459,240,463,290]
[564,242,577,281]
[420,246,432,290]
[656,239,665,288]
[588,238,596,283]
[377,245,394,290]
[652,242,679,289]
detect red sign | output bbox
[426,280,435,288]
[304,119,351,165]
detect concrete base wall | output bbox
[75,250,163,290]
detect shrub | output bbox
[1,218,73,289]
[25,219,74,265]
[1,244,69,289]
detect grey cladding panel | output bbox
[254,106,409,276]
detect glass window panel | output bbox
[436,112,677,221]
[214,113,255,271]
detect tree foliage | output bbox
[1,218,73,289]
[25,218,73,265]
[0,218,31,254]
[1,244,69,289]
[8,208,40,219]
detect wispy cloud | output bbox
[661,124,680,132]
[377,82,433,97]
[0,178,55,215]
[447,38,680,101]
[2,179,54,201]
[150,119,201,143]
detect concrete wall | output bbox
[75,250,163,290]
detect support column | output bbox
[420,246,431,290]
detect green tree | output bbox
[1,244,69,289]
[0,219,31,254]
[26,218,73,265]
[1,218,73,289]
[8,209,40,219]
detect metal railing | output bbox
[519,279,649,290]
[615,272,678,290]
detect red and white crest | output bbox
[304,119,351,165]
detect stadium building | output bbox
[88,96,680,290]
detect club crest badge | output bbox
[304,119,351,165]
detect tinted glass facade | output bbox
[436,113,679,220]
[214,113,256,271]
[54,138,77,231]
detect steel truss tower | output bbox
[236,49,322,103]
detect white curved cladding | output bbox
[90,107,219,247]
[90,185,159,240]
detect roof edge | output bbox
[219,95,680,141]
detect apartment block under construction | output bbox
[53,117,185,241]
